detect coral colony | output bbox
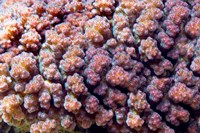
[0,0,199,133]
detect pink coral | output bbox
[166,105,190,126]
[106,66,132,87]
[93,0,115,14]
[115,107,126,125]
[84,95,99,114]
[113,12,135,44]
[0,18,23,49]
[157,31,174,49]
[61,115,76,131]
[85,16,111,45]
[126,111,144,131]
[1,94,25,127]
[39,49,61,81]
[10,52,38,81]
[24,94,39,113]
[185,17,200,38]
[24,75,44,94]
[0,0,199,132]
[95,106,113,126]
[169,83,193,103]
[19,29,41,51]
[30,119,57,133]
[147,112,162,131]
[59,45,85,78]
[38,89,51,110]
[75,109,93,129]
[134,7,163,36]
[139,37,161,62]
[168,82,200,110]
[191,56,200,74]
[0,63,12,93]
[128,90,150,113]
[103,89,127,109]
[64,94,81,114]
[65,73,87,96]
[84,47,111,85]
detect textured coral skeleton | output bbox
[0,0,199,133]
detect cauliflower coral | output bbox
[0,0,199,133]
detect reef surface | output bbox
[0,0,199,133]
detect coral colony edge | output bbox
[0,0,199,133]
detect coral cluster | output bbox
[0,0,200,133]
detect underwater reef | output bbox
[0,0,199,133]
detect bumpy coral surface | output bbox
[0,0,199,133]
